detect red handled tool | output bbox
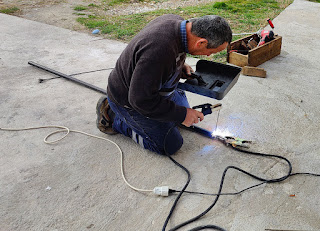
[258,30,275,46]
[257,18,275,46]
[267,18,274,29]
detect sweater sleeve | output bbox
[128,50,187,124]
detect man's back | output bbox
[107,14,186,123]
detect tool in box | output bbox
[227,17,282,79]
[188,72,208,86]
[230,18,276,53]
[178,60,241,100]
[258,30,275,46]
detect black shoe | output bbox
[96,96,118,135]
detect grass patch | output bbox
[77,0,293,61]
[88,3,100,7]
[74,5,88,11]
[308,0,320,2]
[0,7,20,14]
[106,0,141,6]
[74,13,86,16]
[103,0,161,6]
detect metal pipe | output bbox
[180,124,214,139]
[28,61,107,95]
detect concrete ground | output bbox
[1,0,319,230]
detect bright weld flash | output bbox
[211,128,233,138]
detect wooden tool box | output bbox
[227,34,282,67]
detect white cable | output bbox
[0,125,153,193]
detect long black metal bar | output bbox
[29,61,217,139]
[180,124,214,139]
[28,61,107,95]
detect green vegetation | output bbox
[107,0,133,6]
[0,7,19,14]
[77,0,293,61]
[103,0,154,6]
[88,3,100,7]
[77,0,293,41]
[74,5,88,11]
[308,0,320,2]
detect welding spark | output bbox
[211,128,233,138]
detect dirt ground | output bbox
[0,0,217,34]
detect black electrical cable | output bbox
[170,181,266,196]
[189,225,227,231]
[290,172,320,177]
[162,154,191,231]
[69,68,114,76]
[230,145,292,183]
[163,143,294,231]
[38,77,60,83]
[38,68,114,83]
[172,173,320,197]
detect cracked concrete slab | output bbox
[0,0,320,230]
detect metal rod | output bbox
[29,61,225,141]
[28,61,107,95]
[180,124,214,139]
[214,109,221,132]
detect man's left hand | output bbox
[181,63,194,79]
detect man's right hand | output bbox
[182,108,204,127]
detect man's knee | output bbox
[163,126,183,155]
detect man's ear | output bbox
[196,38,208,48]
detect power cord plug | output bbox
[153,186,170,196]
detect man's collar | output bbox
[180,20,189,54]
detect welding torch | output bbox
[192,103,222,116]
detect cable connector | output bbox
[153,186,169,196]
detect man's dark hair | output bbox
[189,15,232,48]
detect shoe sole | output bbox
[96,96,118,135]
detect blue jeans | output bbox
[108,90,190,155]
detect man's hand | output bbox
[182,108,204,127]
[181,63,194,79]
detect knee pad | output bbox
[164,126,183,155]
